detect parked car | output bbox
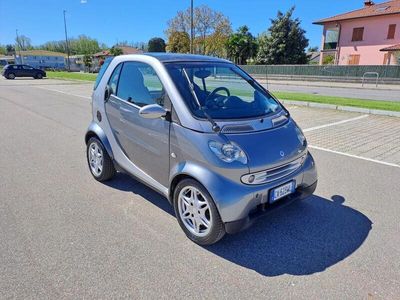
[85,54,318,245]
[1,64,46,79]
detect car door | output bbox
[105,61,170,186]
[21,65,34,77]
[13,65,23,76]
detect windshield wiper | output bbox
[182,68,220,133]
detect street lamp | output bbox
[63,10,71,71]
[190,0,194,54]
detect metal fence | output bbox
[239,65,400,79]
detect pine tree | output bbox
[257,7,309,65]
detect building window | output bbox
[324,28,339,50]
[352,27,364,42]
[387,24,396,39]
[348,54,360,65]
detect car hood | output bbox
[226,118,307,173]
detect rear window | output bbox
[94,57,113,90]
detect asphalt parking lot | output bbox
[1,77,399,299]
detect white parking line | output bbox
[309,145,400,168]
[303,115,369,132]
[35,86,91,100]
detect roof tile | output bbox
[314,0,400,24]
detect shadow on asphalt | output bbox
[104,173,174,215]
[206,194,372,276]
[105,174,372,276]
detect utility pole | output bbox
[63,10,71,71]
[15,29,23,64]
[190,0,194,54]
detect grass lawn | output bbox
[47,71,97,81]
[45,71,400,112]
[272,91,400,112]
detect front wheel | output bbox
[7,73,15,79]
[86,137,116,181]
[173,179,225,245]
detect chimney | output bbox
[364,0,375,6]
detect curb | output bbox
[280,100,400,118]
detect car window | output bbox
[22,66,33,70]
[94,57,113,90]
[116,62,165,107]
[107,64,122,95]
[12,65,19,69]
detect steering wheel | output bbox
[205,87,231,108]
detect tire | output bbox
[86,137,116,182]
[173,179,225,245]
[7,73,15,79]
[36,73,43,79]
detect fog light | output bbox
[248,175,255,183]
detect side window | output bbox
[116,62,165,107]
[107,64,122,95]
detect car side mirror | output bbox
[139,104,167,119]
[104,85,112,102]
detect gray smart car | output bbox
[85,53,317,245]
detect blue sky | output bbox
[0,0,368,48]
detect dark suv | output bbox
[1,64,46,79]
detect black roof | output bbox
[143,53,231,63]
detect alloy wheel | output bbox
[88,142,103,177]
[178,186,213,237]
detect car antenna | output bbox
[182,68,220,133]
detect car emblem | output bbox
[280,151,285,157]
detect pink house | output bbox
[314,0,400,65]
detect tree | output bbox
[257,7,309,65]
[15,35,32,51]
[166,31,190,53]
[109,46,123,56]
[83,54,93,72]
[226,26,257,65]
[0,45,6,55]
[6,45,15,55]
[148,37,166,52]
[38,35,101,55]
[70,35,101,55]
[166,5,232,56]
[308,46,319,52]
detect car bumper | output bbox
[224,180,317,234]
[208,152,317,232]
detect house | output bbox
[0,56,15,67]
[92,46,143,72]
[307,51,321,64]
[314,0,400,65]
[15,50,66,69]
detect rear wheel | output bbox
[173,179,225,245]
[86,137,116,182]
[7,73,15,79]
[35,73,43,79]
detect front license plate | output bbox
[270,181,295,203]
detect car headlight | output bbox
[295,126,307,146]
[208,141,247,164]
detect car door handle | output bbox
[120,107,133,113]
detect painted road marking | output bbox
[35,86,91,100]
[309,145,400,168]
[303,115,369,132]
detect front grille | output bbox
[241,154,306,185]
[220,124,255,133]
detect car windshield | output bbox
[165,62,281,120]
